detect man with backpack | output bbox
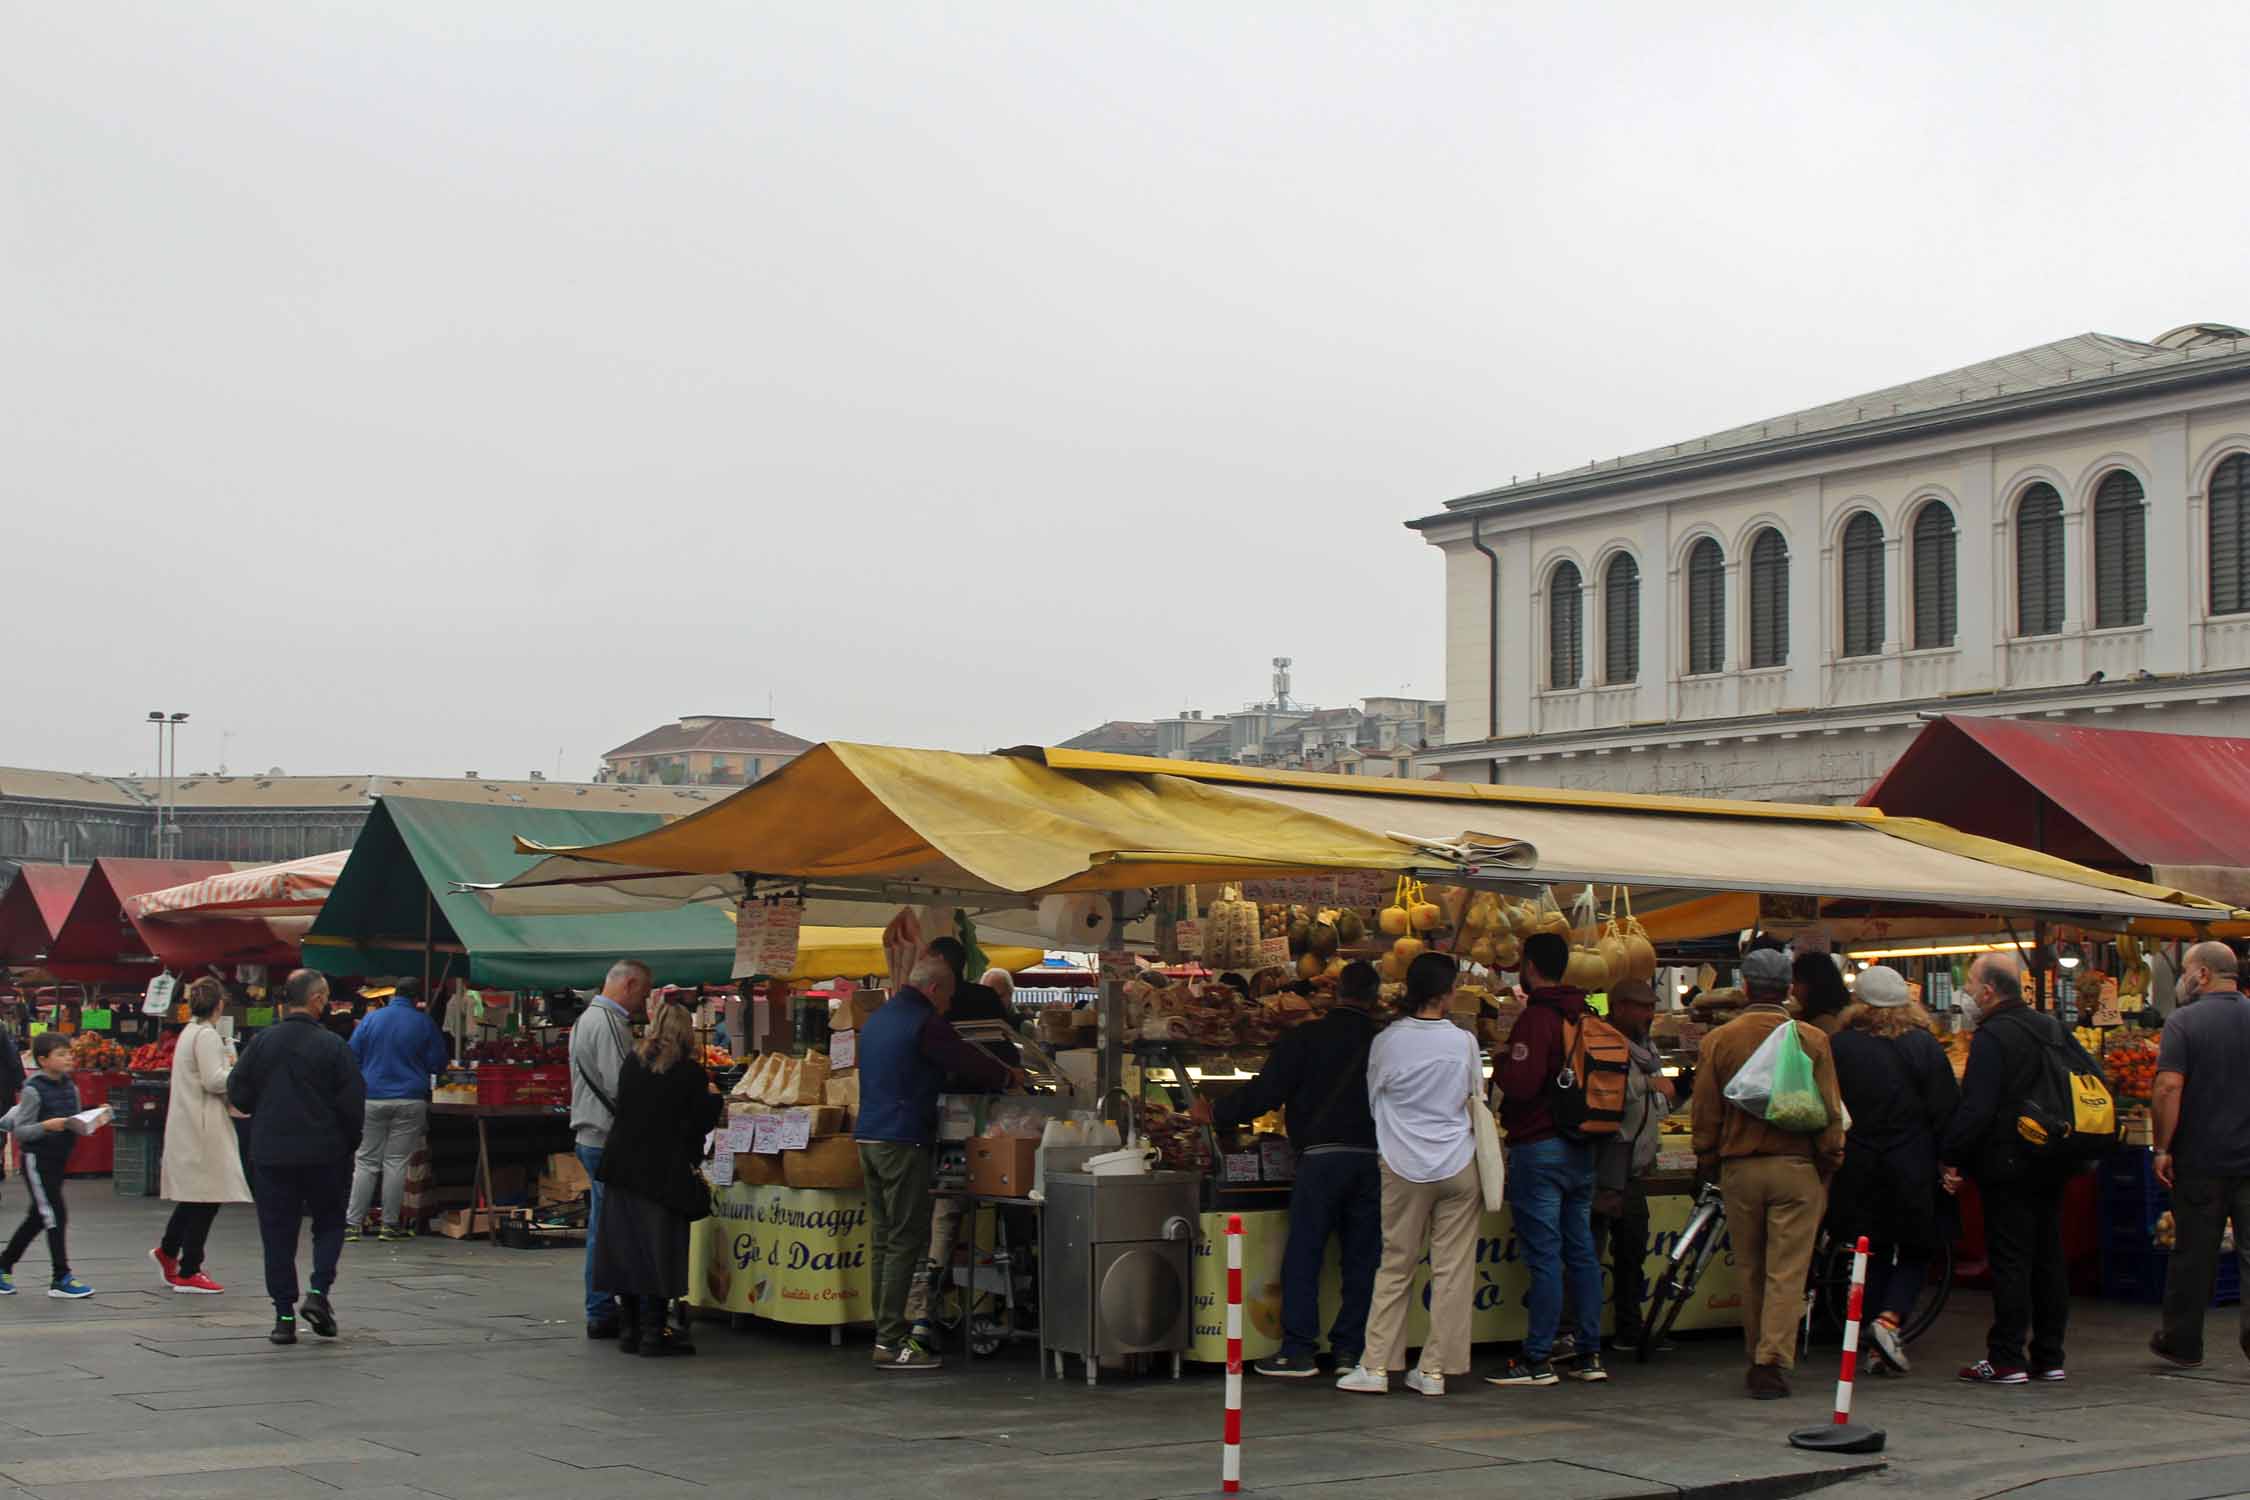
[1486,931,1620,1388]
[1690,946,1846,1399]
[2148,941,2250,1369]
[1942,951,2091,1384]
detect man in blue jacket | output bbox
[856,950,1020,1371]
[345,981,450,1242]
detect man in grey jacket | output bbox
[570,959,650,1338]
[1593,980,1674,1350]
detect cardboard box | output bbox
[539,1151,591,1204]
[783,1134,864,1190]
[966,1137,1039,1198]
[846,988,886,1030]
[432,1206,495,1239]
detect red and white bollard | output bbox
[1222,1213,1243,1493]
[1789,1235,1886,1454]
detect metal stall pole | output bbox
[1097,889,1128,1109]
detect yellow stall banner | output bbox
[1188,1193,1743,1363]
[690,1183,871,1326]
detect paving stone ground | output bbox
[0,1189,2243,1499]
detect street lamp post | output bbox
[144,710,190,858]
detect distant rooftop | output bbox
[603,715,815,760]
[1422,322,2250,523]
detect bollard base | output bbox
[1789,1423,1886,1454]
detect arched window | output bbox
[2093,470,2147,628]
[1911,501,1957,649]
[1548,561,1583,689]
[1686,538,1726,674]
[2015,483,2065,636]
[1603,554,1640,684]
[1748,528,1789,668]
[1840,512,1885,658]
[2211,455,2250,616]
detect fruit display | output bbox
[71,1035,126,1071]
[702,1045,733,1071]
[1203,885,1263,970]
[128,1033,180,1073]
[2102,1032,2159,1105]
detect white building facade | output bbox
[1411,324,2250,802]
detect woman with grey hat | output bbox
[1828,963,1959,1373]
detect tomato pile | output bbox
[128,1033,180,1073]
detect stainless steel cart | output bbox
[1039,1170,1199,1385]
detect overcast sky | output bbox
[6,3,2245,780]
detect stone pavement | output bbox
[0,1190,2245,1500]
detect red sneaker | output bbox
[1958,1360,2028,1385]
[149,1248,179,1285]
[170,1272,224,1295]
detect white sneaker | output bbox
[1404,1368,1445,1397]
[1869,1319,1909,1374]
[1335,1365,1389,1394]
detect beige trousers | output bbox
[902,1192,968,1325]
[1721,1155,1826,1370]
[1359,1160,1482,1377]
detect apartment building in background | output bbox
[1410,322,2250,802]
[598,715,814,786]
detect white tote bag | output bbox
[1469,1087,1507,1211]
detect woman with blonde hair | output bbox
[592,997,722,1356]
[1829,965,1958,1374]
[153,977,252,1293]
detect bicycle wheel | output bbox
[1902,1239,1953,1344]
[1811,1238,1953,1347]
[1639,1198,1722,1363]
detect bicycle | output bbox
[1636,1183,1954,1363]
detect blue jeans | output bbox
[1509,1137,1602,1361]
[1280,1150,1382,1364]
[578,1144,612,1323]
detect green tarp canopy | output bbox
[302,797,737,989]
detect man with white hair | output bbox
[2150,941,2250,1368]
[856,947,1022,1371]
[569,958,652,1339]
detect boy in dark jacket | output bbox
[229,970,366,1346]
[1206,961,1383,1378]
[0,1034,100,1298]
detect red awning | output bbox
[45,857,250,981]
[1863,716,2250,905]
[0,865,90,965]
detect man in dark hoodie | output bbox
[1487,932,1607,1388]
[229,970,366,1346]
[1206,959,1383,1378]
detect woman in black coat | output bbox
[593,998,723,1356]
[1828,965,1960,1375]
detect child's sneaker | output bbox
[0,1271,16,1296]
[49,1277,93,1300]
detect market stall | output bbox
[477,741,2232,1360]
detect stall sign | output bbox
[1255,937,1290,970]
[233,964,266,987]
[777,1110,813,1151]
[1172,919,1203,964]
[733,903,803,979]
[750,1114,785,1154]
[828,1028,855,1070]
[142,973,177,1017]
[693,1183,871,1325]
[723,1115,757,1153]
[80,1008,112,1031]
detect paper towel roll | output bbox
[1038,893,1113,947]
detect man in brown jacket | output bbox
[1691,947,1847,1399]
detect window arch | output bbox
[1548,561,1584,689]
[1748,527,1789,668]
[1602,553,1640,685]
[1686,537,1725,674]
[1839,512,1885,658]
[1911,500,1957,649]
[2093,470,2147,628]
[2211,454,2250,616]
[2015,483,2065,636]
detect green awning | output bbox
[303,797,736,989]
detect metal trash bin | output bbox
[1039,1170,1198,1385]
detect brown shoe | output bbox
[1747,1363,1790,1400]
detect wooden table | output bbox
[430,1103,570,1243]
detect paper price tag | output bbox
[778,1109,813,1151]
[1256,936,1291,970]
[709,1151,735,1187]
[751,1114,784,1155]
[1172,919,1203,964]
[828,1028,855,1070]
[724,1115,757,1152]
[733,903,804,979]
[1099,951,1136,986]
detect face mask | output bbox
[2179,971,2205,1004]
[1953,990,1982,1031]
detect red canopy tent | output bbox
[1862,715,2250,907]
[128,851,346,970]
[0,865,90,968]
[43,857,251,982]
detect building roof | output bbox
[1420,322,2250,525]
[0,769,146,806]
[0,769,729,814]
[603,716,815,760]
[1059,721,1161,753]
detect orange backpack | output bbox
[1551,1014,1632,1140]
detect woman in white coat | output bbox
[152,977,251,1293]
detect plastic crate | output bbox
[111,1129,162,1198]
[123,1079,169,1128]
[2099,1244,2241,1306]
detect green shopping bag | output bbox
[1763,1022,1829,1132]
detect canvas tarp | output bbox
[304,798,742,989]
[478,743,2231,933]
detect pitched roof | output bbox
[0,769,729,814]
[603,717,815,760]
[1059,721,1160,753]
[1429,323,2250,520]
